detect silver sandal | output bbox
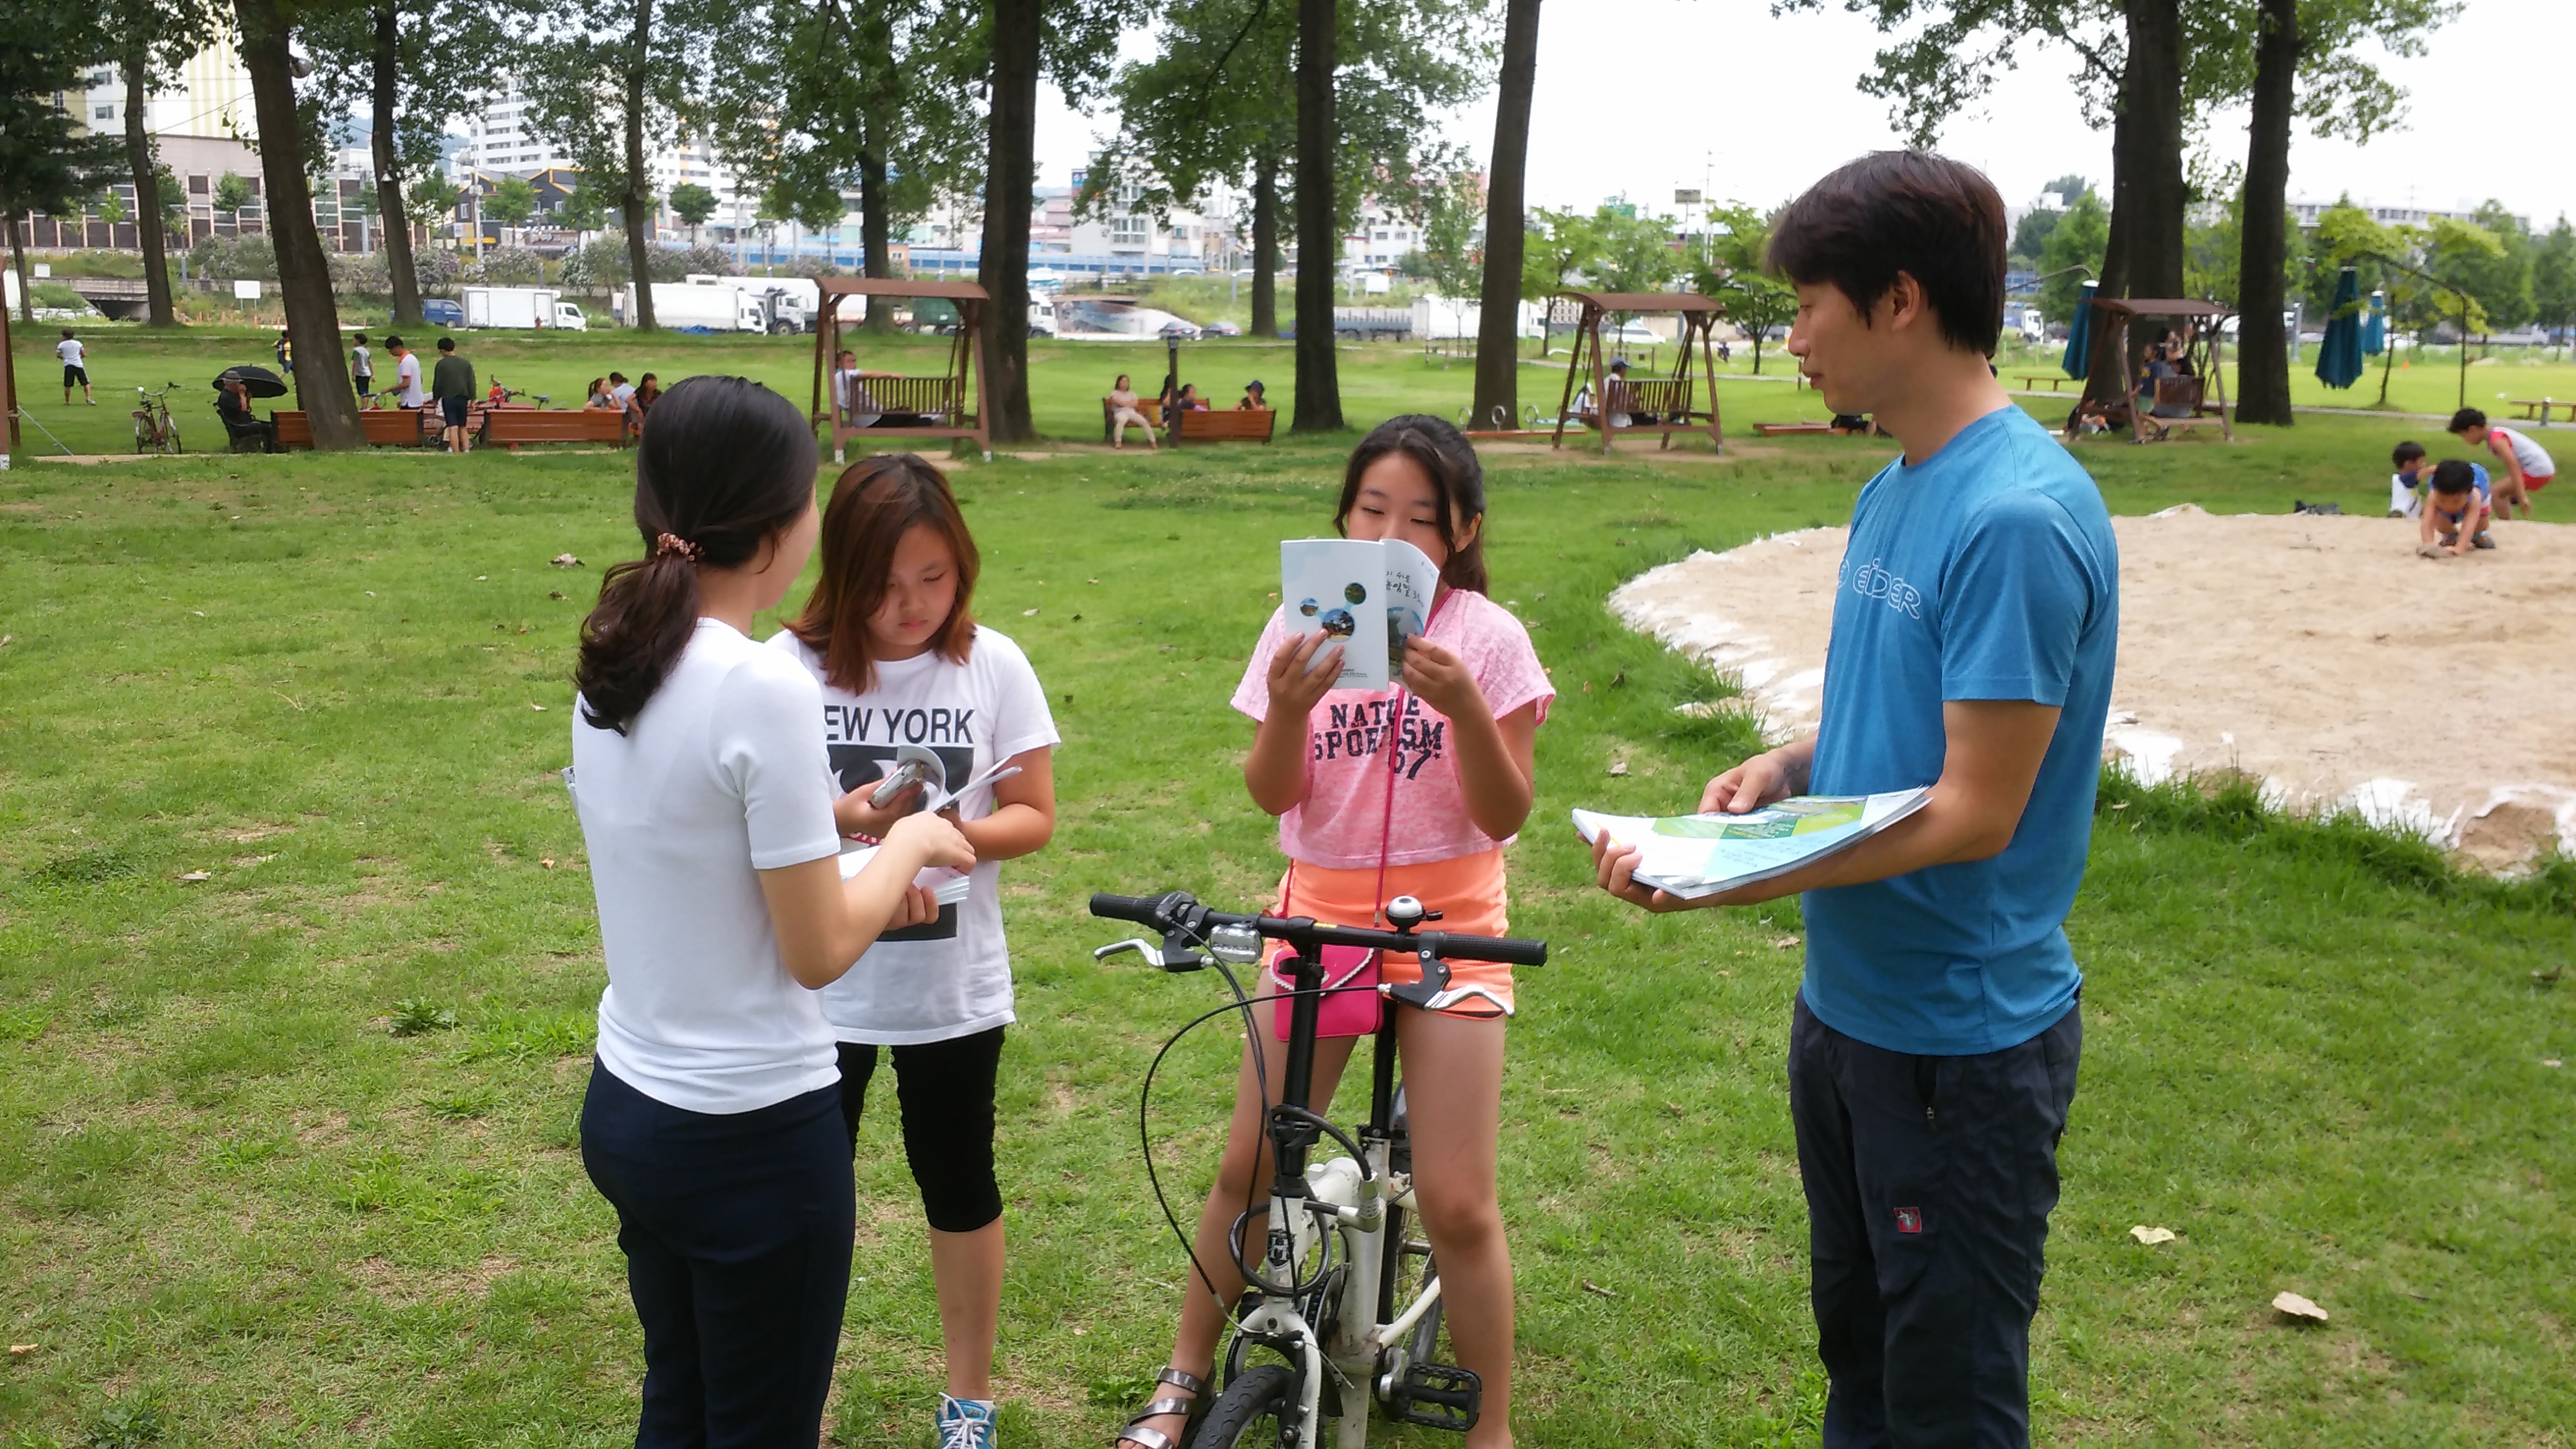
[1112,1366,1207,1449]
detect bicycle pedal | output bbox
[1388,1362,1479,1431]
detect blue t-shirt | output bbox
[1802,405,2118,1056]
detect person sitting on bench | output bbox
[1237,379,1268,410]
[217,376,277,453]
[1606,359,1659,426]
[835,349,936,429]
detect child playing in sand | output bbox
[2417,459,2494,557]
[2388,441,2428,518]
[2449,408,2556,520]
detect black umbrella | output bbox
[215,365,289,398]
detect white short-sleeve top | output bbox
[570,618,845,1114]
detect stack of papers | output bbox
[1572,790,1931,899]
[838,845,971,905]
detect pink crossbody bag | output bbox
[1266,594,1448,1040]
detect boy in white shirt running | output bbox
[58,329,95,405]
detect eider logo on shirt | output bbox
[1843,555,1924,619]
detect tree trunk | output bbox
[858,150,894,333]
[2232,0,2298,425]
[1250,152,1279,339]
[372,0,421,327]
[123,53,178,328]
[622,0,657,331]
[1291,0,1342,433]
[2082,50,2137,407]
[11,220,33,326]
[1471,0,1540,432]
[978,0,1039,443]
[2114,0,2188,394]
[236,0,361,448]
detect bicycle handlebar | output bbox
[1089,890,1547,967]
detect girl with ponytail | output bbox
[566,376,973,1446]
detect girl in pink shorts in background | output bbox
[1114,415,1552,1449]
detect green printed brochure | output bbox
[1571,790,1932,899]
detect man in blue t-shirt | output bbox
[1593,150,2117,1446]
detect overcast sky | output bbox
[1033,0,2574,230]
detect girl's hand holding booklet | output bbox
[1572,790,1932,899]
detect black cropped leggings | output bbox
[836,1026,1006,1234]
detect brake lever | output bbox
[1091,937,1209,972]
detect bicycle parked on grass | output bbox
[1090,889,1547,1449]
[131,383,183,455]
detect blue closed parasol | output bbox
[2060,280,2097,380]
[2315,266,2365,389]
[2362,289,2387,355]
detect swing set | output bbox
[1547,290,1728,455]
[807,277,991,462]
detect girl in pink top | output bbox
[1115,416,1551,1449]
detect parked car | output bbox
[1204,320,1242,337]
[422,298,465,328]
[1157,320,1203,341]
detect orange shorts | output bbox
[1272,849,1515,1016]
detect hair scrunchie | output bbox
[653,532,702,562]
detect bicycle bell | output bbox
[1207,922,1263,965]
[1385,895,1429,931]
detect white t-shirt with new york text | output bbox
[766,625,1059,1045]
[571,618,846,1114]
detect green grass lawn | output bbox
[1,353,2570,1446]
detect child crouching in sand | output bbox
[2417,459,2494,557]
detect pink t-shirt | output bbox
[1232,588,1554,869]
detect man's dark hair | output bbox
[2447,407,2486,434]
[385,334,404,350]
[61,328,74,339]
[437,337,456,353]
[1769,150,2007,355]
[2429,458,2478,495]
[2392,441,2426,468]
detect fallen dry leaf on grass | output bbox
[2271,1291,2329,1323]
[2130,1225,2177,1246]
[550,553,583,568]
[1608,760,1629,777]
[1580,1279,1618,1298]
[529,703,548,711]
[541,858,557,870]
[178,871,211,883]
[6,1344,32,1355]
[1773,936,1803,950]
[1023,607,1039,616]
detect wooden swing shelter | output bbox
[2092,298,2234,443]
[807,277,990,462]
[1549,290,1728,455]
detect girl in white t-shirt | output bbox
[568,377,972,1447]
[767,453,1058,1449]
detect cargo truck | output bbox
[461,285,579,330]
[616,280,769,332]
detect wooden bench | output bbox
[1100,396,1166,443]
[2509,398,2566,424]
[1174,407,1276,445]
[271,407,432,448]
[1752,422,1835,436]
[1572,378,1714,450]
[2017,373,2073,393]
[484,408,630,450]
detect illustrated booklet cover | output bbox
[1570,790,1933,899]
[1280,537,1440,690]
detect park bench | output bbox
[269,407,432,448]
[1100,395,1166,443]
[484,407,630,450]
[1572,378,1705,450]
[2017,373,2074,392]
[1174,407,1276,445]
[2509,398,2567,424]
[1752,422,1835,436]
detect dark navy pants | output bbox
[1788,995,2082,1449]
[580,1062,855,1449]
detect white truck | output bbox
[724,276,819,334]
[619,279,768,333]
[460,285,584,331]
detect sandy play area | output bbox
[1610,507,2576,871]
